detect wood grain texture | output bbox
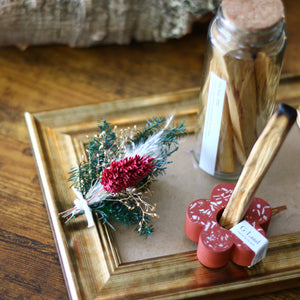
[0,1,300,299]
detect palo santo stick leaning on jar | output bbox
[219,104,297,229]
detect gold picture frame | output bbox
[25,82,300,300]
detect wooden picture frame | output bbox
[25,81,300,300]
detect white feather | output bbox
[124,116,173,160]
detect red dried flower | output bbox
[101,155,156,193]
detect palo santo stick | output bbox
[197,44,237,173]
[255,52,268,111]
[233,133,247,165]
[255,52,282,130]
[209,44,236,173]
[219,104,297,229]
[216,98,235,173]
[224,52,258,157]
[196,71,210,135]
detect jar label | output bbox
[199,72,226,175]
[230,220,269,267]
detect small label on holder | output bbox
[230,220,269,267]
[199,72,226,175]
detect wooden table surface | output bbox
[0,1,299,299]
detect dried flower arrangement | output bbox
[60,117,185,236]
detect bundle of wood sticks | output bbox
[198,44,282,174]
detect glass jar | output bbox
[195,0,287,180]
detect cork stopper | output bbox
[222,0,284,32]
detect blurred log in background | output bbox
[0,0,219,48]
